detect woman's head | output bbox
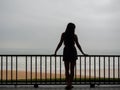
[65,23,76,35]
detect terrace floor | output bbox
[0,85,120,90]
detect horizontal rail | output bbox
[0,55,120,86]
[0,55,120,57]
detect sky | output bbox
[0,0,120,55]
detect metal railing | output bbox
[0,55,120,86]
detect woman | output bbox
[54,23,87,89]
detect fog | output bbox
[0,0,120,55]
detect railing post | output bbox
[55,55,56,84]
[40,56,42,84]
[26,56,27,84]
[85,56,86,83]
[45,56,47,84]
[1,56,3,84]
[108,56,110,84]
[89,56,91,84]
[34,56,38,88]
[60,56,62,84]
[30,56,32,84]
[6,56,8,84]
[99,56,100,85]
[118,57,120,84]
[50,56,52,84]
[80,56,81,84]
[34,84,38,88]
[10,56,12,84]
[90,83,95,88]
[16,56,18,86]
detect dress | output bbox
[62,33,77,61]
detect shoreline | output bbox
[0,70,65,80]
[0,70,91,80]
[0,69,119,80]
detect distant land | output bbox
[0,48,120,55]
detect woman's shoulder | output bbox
[62,32,65,37]
[74,34,78,40]
[62,32,65,35]
[74,34,77,38]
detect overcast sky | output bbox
[0,0,120,55]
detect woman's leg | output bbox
[70,61,76,85]
[64,61,70,86]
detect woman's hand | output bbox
[51,52,57,56]
[54,51,57,55]
[83,53,89,56]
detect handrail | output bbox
[0,54,120,56]
[0,54,120,87]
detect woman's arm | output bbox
[54,33,64,55]
[75,35,87,55]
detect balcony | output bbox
[0,55,120,88]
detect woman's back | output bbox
[63,33,76,48]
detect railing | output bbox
[0,55,120,87]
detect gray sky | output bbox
[0,0,120,55]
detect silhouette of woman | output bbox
[54,23,87,89]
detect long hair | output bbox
[65,23,76,35]
[64,23,76,46]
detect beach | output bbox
[0,70,65,80]
[0,69,119,80]
[0,70,90,80]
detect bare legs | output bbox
[64,60,76,87]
